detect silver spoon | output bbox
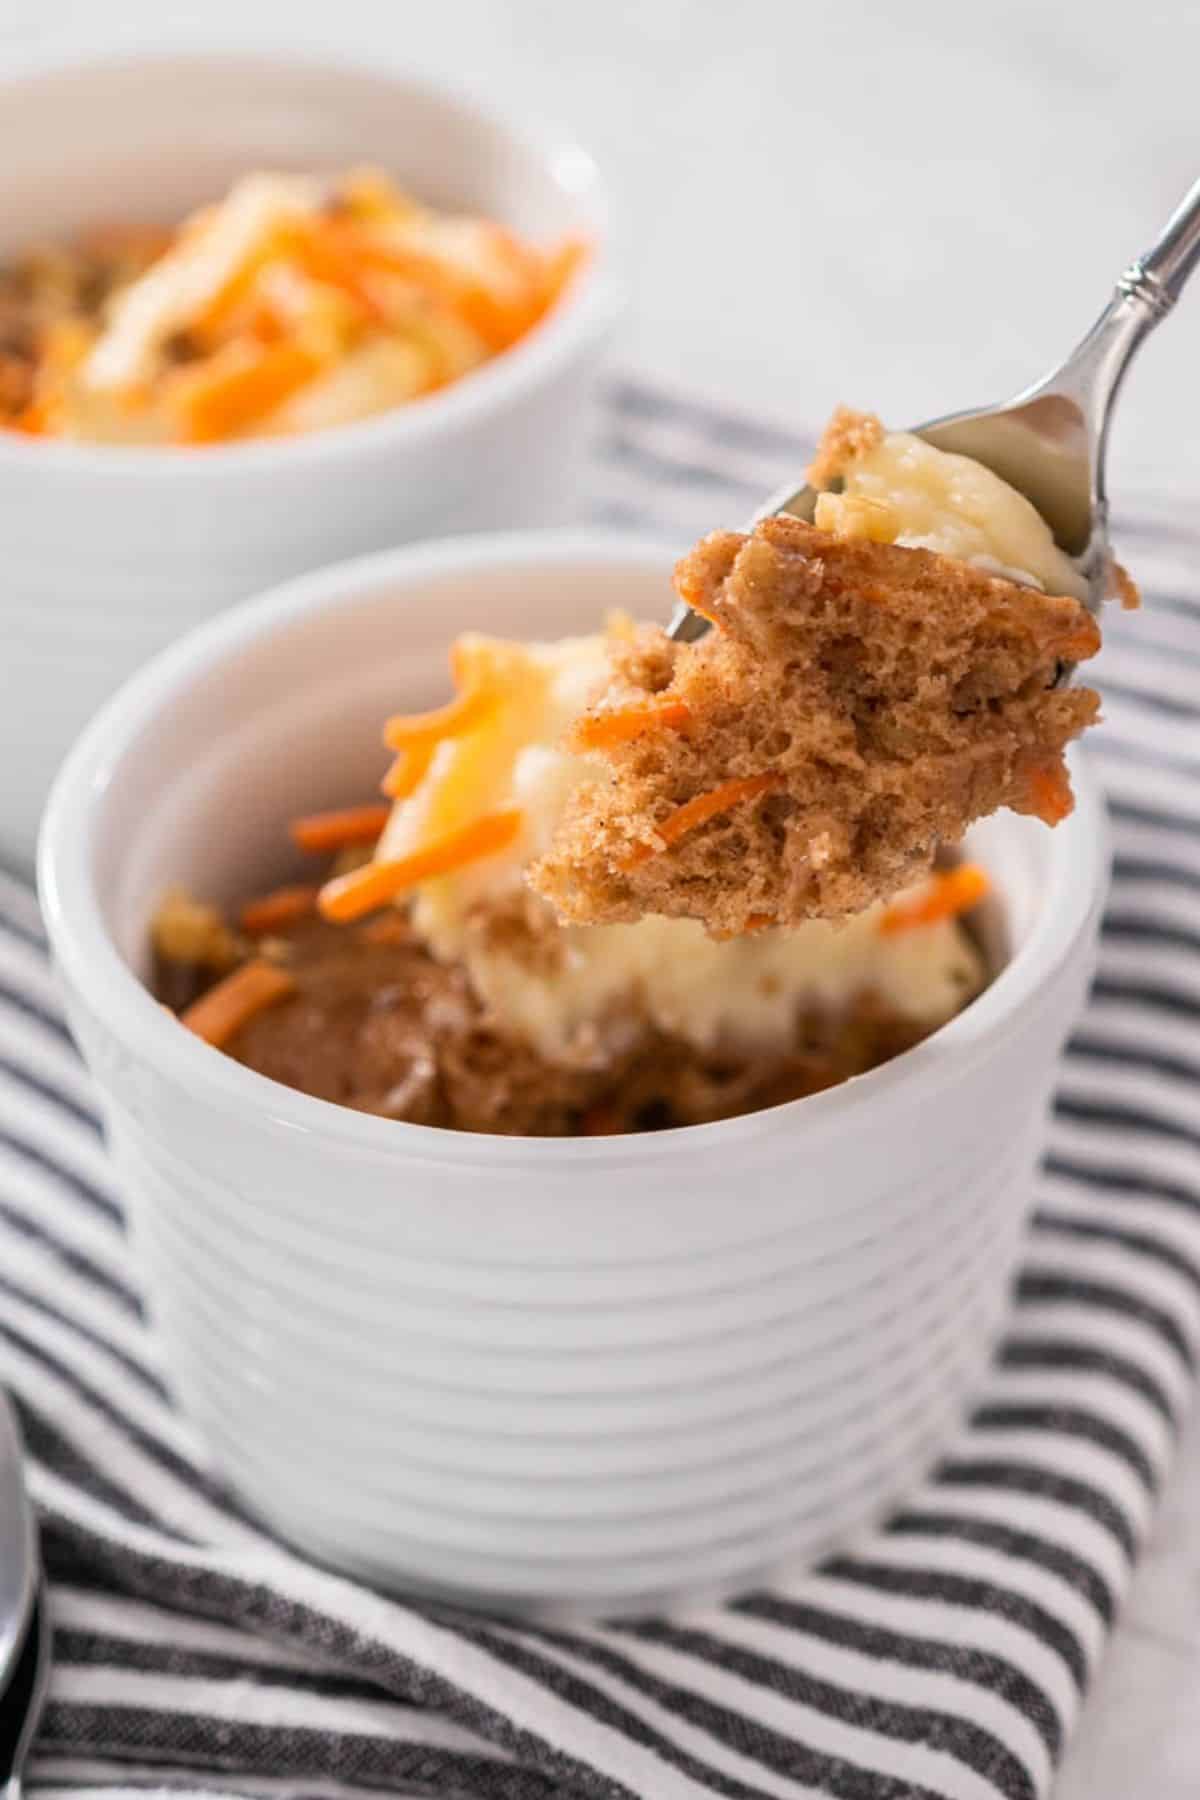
[0,1392,38,1696]
[668,175,1200,646]
[0,1393,50,1800]
[1,1597,51,1800]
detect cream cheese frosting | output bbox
[376,630,984,1066]
[814,427,1087,599]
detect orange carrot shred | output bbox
[180,959,296,1047]
[178,341,321,443]
[673,567,721,626]
[712,910,777,942]
[571,698,691,751]
[455,282,536,353]
[879,864,990,936]
[1055,619,1101,661]
[11,402,49,435]
[448,640,474,686]
[290,804,392,855]
[359,913,411,946]
[247,299,286,345]
[318,810,522,922]
[383,686,495,751]
[279,218,390,323]
[622,772,781,870]
[335,227,529,349]
[239,884,320,934]
[190,233,282,342]
[1025,763,1075,825]
[381,743,435,799]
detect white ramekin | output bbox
[0,49,618,867]
[39,533,1108,1618]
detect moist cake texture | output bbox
[528,401,1122,942]
[531,515,1101,937]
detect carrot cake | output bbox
[152,408,1140,1134]
[153,630,989,1135]
[529,410,1128,938]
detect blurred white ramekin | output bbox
[39,534,1107,1617]
[0,49,618,865]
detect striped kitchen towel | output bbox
[1,379,1198,1800]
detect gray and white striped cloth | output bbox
[2,379,1198,1800]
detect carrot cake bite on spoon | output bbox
[529,410,1119,939]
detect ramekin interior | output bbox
[39,531,1110,1170]
[0,48,614,477]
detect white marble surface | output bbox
[4,2,1198,1792]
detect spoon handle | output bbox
[0,1394,37,1693]
[1030,174,1200,462]
[1120,174,1200,312]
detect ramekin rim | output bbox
[38,528,1109,1170]
[0,44,618,479]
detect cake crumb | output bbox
[805,405,885,488]
[531,515,1102,938]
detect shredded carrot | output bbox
[1025,763,1074,826]
[359,913,411,946]
[622,772,781,869]
[712,910,777,943]
[115,381,153,416]
[238,884,320,935]
[1114,564,1141,611]
[177,340,322,442]
[306,223,587,352]
[332,228,531,349]
[318,809,523,922]
[381,743,435,799]
[1055,619,1101,661]
[571,698,691,751]
[10,402,48,435]
[180,959,296,1047]
[290,804,392,855]
[189,234,282,343]
[383,685,495,751]
[879,864,990,936]
[743,912,777,934]
[246,298,286,344]
[280,219,390,323]
[672,567,721,626]
[454,281,536,354]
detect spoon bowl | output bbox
[669,174,1200,647]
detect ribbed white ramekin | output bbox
[0,48,618,865]
[39,534,1108,1617]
